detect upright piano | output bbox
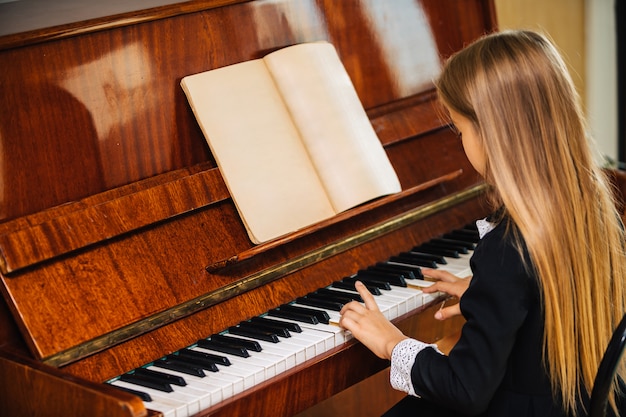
[0,1,498,416]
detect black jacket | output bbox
[405,219,624,417]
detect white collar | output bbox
[476,217,496,239]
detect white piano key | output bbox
[207,374,245,396]
[380,287,426,318]
[191,346,265,389]
[200,369,243,397]
[145,401,177,417]
[379,287,421,317]
[110,379,189,417]
[222,323,338,380]
[253,338,305,366]
[387,250,473,278]
[145,363,236,405]
[144,365,223,407]
[114,377,198,408]
[289,303,351,344]
[440,252,472,273]
[441,254,473,277]
[212,334,297,376]
[265,316,336,354]
[377,291,402,319]
[218,344,284,378]
[281,332,326,360]
[108,380,180,417]
[285,328,350,360]
[245,339,298,369]
[322,286,404,320]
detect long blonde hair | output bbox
[436,30,626,415]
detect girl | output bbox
[339,30,626,417]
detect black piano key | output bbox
[134,367,186,386]
[279,304,330,324]
[314,287,363,303]
[444,230,479,243]
[196,338,250,358]
[108,384,153,402]
[268,307,319,324]
[356,270,407,287]
[414,244,460,258]
[211,333,263,352]
[375,262,424,279]
[342,276,391,290]
[178,348,230,366]
[238,320,291,338]
[175,349,224,371]
[184,346,232,365]
[403,251,447,264]
[424,239,469,254]
[430,237,476,250]
[228,325,280,343]
[119,373,173,393]
[296,295,344,311]
[331,280,382,295]
[154,358,207,377]
[388,254,437,268]
[368,264,417,279]
[464,222,478,230]
[252,316,302,333]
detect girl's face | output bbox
[448,108,485,176]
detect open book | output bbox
[181,41,401,244]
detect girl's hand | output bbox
[339,281,407,360]
[421,268,471,320]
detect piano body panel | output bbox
[0,0,498,415]
[0,290,28,355]
[50,195,485,384]
[0,349,148,417]
[0,89,481,368]
[0,0,494,222]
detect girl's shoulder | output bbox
[472,217,534,282]
[476,216,522,250]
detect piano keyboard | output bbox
[106,224,479,417]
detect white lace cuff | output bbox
[390,338,442,397]
[476,217,495,239]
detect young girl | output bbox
[339,30,626,417]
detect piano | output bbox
[0,1,500,416]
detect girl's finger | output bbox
[340,299,365,316]
[422,268,460,282]
[423,280,456,294]
[354,281,380,311]
[435,303,462,320]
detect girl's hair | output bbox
[436,30,626,415]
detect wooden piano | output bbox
[0,1,498,416]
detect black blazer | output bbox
[403,219,624,417]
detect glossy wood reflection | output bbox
[0,0,493,222]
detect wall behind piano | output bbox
[494,0,619,167]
